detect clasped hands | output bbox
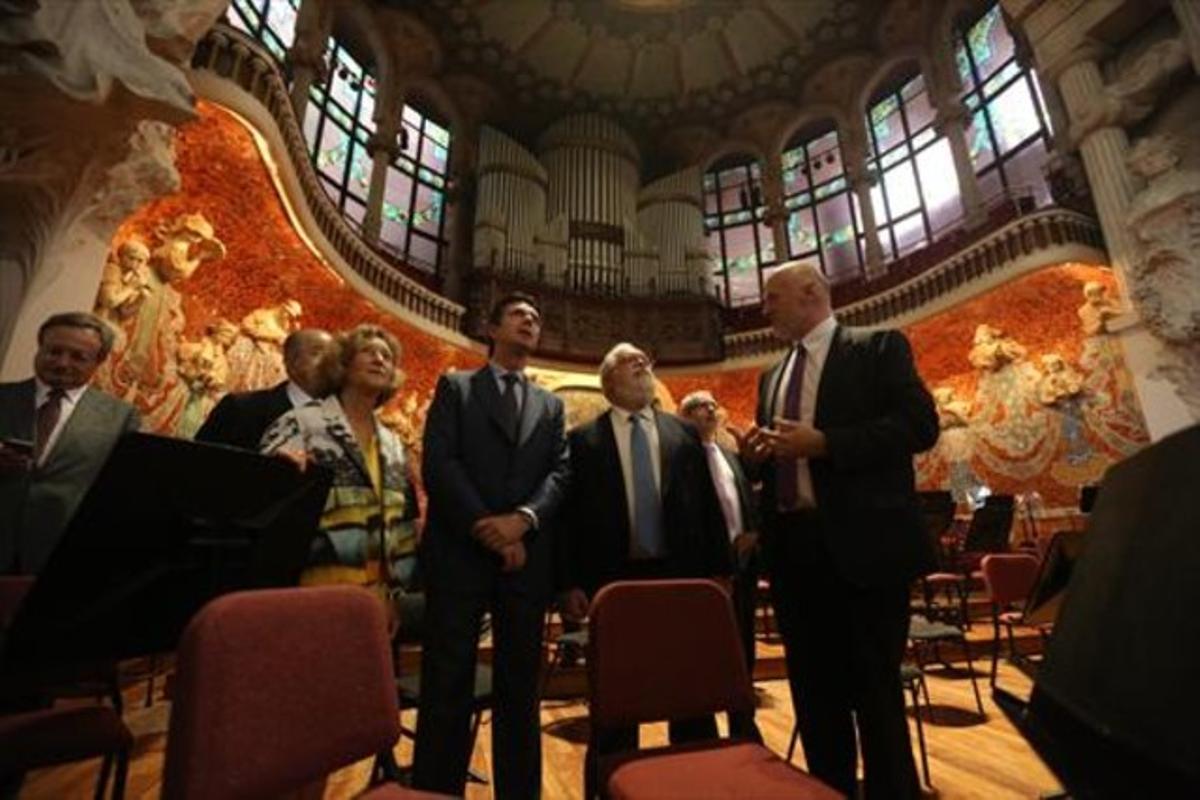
[731,418,827,464]
[472,512,529,572]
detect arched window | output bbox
[302,40,376,230]
[378,106,452,274]
[226,0,298,61]
[864,71,961,260]
[782,124,862,284]
[703,156,776,308]
[957,3,1053,205]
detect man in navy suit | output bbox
[742,261,939,799]
[413,292,568,799]
[559,343,731,754]
[0,312,140,574]
[194,328,331,449]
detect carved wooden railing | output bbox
[724,206,1106,360]
[191,26,465,332]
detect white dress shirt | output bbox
[33,380,88,466]
[704,442,744,542]
[770,315,838,508]
[609,406,662,538]
[286,381,318,409]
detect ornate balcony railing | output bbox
[724,205,1106,360]
[191,26,464,332]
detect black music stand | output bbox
[996,423,1200,797]
[3,433,331,669]
[1022,529,1086,627]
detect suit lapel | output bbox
[654,410,678,499]
[517,381,545,447]
[44,386,98,466]
[0,380,36,440]
[761,357,787,424]
[721,445,752,518]
[814,325,847,429]
[597,411,632,545]
[472,367,517,443]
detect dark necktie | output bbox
[35,388,66,462]
[630,412,664,557]
[500,373,520,440]
[775,346,806,510]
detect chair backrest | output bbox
[963,494,1015,554]
[981,553,1040,607]
[162,586,400,800]
[918,491,957,568]
[0,576,35,630]
[588,579,753,731]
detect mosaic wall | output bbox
[96,102,1148,508]
[93,101,482,458]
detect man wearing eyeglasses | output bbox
[558,342,731,752]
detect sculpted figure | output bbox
[968,323,1027,372]
[1077,281,1121,336]
[96,239,153,324]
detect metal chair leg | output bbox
[112,746,129,800]
[958,633,986,716]
[989,605,1002,687]
[909,676,931,788]
[786,723,800,763]
[95,753,113,800]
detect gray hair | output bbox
[38,312,115,360]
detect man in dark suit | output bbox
[678,389,763,743]
[559,343,731,752]
[0,312,141,574]
[413,292,569,799]
[741,262,939,799]
[194,328,332,449]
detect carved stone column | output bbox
[933,96,987,227]
[842,122,885,278]
[758,157,789,264]
[0,0,225,373]
[1171,0,1200,75]
[1123,135,1200,426]
[1057,57,1139,296]
[286,0,332,120]
[362,114,402,245]
[442,121,480,304]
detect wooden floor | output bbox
[22,654,1062,799]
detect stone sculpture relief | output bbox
[1126,134,1200,418]
[1077,280,1122,336]
[968,323,1027,371]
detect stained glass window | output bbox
[378,105,452,275]
[957,3,1052,206]
[865,70,961,260]
[702,156,774,307]
[781,124,862,284]
[225,0,298,61]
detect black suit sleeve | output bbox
[822,330,938,471]
[519,395,569,529]
[194,394,237,444]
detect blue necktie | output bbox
[630,412,664,557]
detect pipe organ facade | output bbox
[474,113,712,298]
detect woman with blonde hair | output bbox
[261,323,418,618]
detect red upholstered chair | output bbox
[587,579,842,800]
[980,552,1041,686]
[1,576,132,799]
[162,586,446,800]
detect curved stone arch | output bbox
[399,75,470,173]
[773,104,853,161]
[330,1,394,91]
[855,47,927,116]
[929,0,978,96]
[697,139,770,175]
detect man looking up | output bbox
[414,292,568,799]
